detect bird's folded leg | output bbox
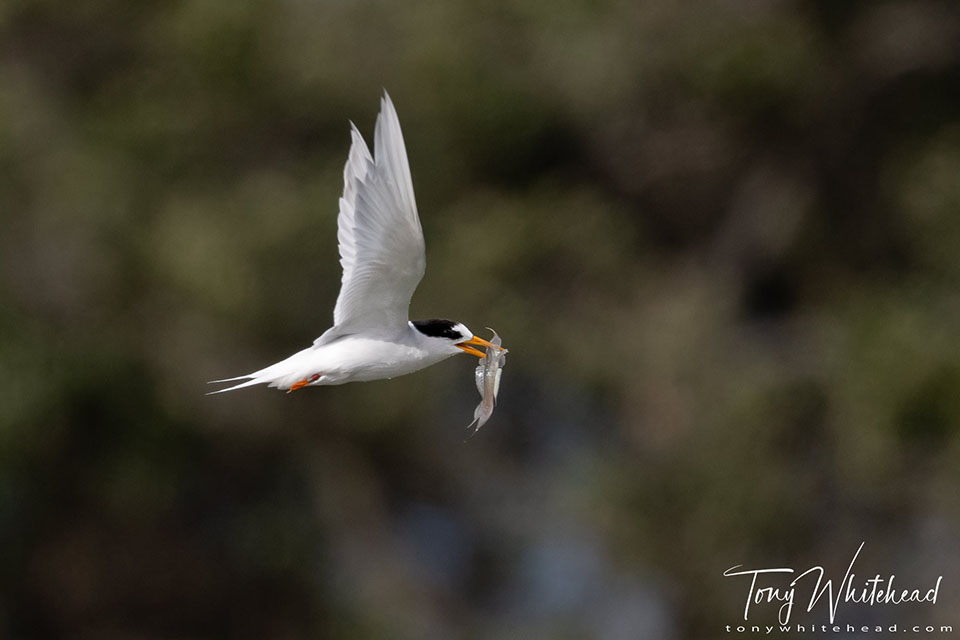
[288,373,321,392]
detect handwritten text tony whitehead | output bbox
[723,543,942,625]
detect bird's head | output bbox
[411,319,500,358]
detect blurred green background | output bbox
[2,0,960,638]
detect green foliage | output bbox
[1,0,959,637]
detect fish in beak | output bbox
[456,335,503,358]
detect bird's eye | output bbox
[308,374,320,382]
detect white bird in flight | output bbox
[209,93,501,394]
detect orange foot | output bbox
[287,373,320,393]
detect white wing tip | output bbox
[379,91,398,118]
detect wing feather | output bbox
[322,93,425,339]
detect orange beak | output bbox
[456,335,503,359]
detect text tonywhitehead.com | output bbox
[724,624,953,634]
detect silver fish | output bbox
[468,329,507,433]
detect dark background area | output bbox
[1,1,959,638]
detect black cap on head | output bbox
[412,319,465,340]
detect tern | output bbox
[209,93,500,394]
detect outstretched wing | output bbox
[325,93,425,337]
